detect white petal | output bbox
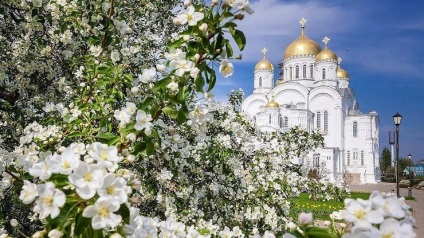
[82,205,98,218]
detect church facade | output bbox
[241,19,380,183]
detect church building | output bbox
[241,18,380,183]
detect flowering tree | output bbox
[0,0,416,238]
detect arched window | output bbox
[279,117,282,127]
[303,65,307,78]
[322,68,326,80]
[259,77,262,87]
[310,65,314,78]
[353,150,358,160]
[316,112,321,130]
[284,117,288,127]
[361,150,364,165]
[269,114,272,124]
[295,65,299,79]
[353,122,358,137]
[324,111,328,133]
[290,66,293,80]
[253,116,256,123]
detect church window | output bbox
[303,65,307,78]
[361,150,364,165]
[253,116,256,123]
[284,117,288,127]
[313,154,320,167]
[353,150,358,160]
[324,111,328,133]
[316,112,321,130]
[347,151,350,165]
[290,67,293,80]
[353,122,358,137]
[295,65,299,79]
[259,77,262,87]
[269,114,272,124]
[310,65,314,78]
[322,68,326,80]
[279,117,282,127]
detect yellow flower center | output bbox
[43,196,53,205]
[63,160,70,169]
[100,150,108,161]
[99,207,109,217]
[382,232,394,238]
[354,209,366,220]
[106,186,116,195]
[84,173,92,182]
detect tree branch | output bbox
[0,89,19,105]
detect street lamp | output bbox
[393,112,402,197]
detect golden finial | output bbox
[337,57,343,65]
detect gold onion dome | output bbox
[266,95,280,108]
[255,48,274,71]
[336,57,350,79]
[337,66,349,79]
[316,36,338,61]
[284,18,322,60]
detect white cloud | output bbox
[234,0,359,63]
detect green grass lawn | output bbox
[288,192,371,220]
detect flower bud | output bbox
[235,13,245,20]
[184,0,191,7]
[211,0,219,6]
[173,17,181,26]
[48,229,63,238]
[10,219,18,227]
[156,64,166,72]
[298,212,313,225]
[183,35,190,41]
[199,23,208,33]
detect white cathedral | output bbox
[241,18,380,183]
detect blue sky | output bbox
[213,0,424,163]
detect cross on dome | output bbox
[299,18,307,28]
[322,36,330,48]
[337,57,343,65]
[261,47,268,57]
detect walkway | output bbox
[349,183,424,238]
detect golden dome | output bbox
[266,95,279,108]
[284,30,321,59]
[316,36,337,61]
[337,66,349,79]
[336,57,349,79]
[255,57,274,71]
[316,49,337,61]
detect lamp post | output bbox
[393,112,402,197]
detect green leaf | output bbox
[162,106,178,119]
[133,141,147,155]
[152,77,172,92]
[207,70,216,92]
[169,38,185,49]
[199,229,210,235]
[225,40,233,58]
[305,227,337,238]
[231,29,246,50]
[195,76,205,92]
[117,203,131,224]
[151,128,162,147]
[141,97,157,110]
[74,212,91,236]
[96,132,116,139]
[177,109,187,124]
[68,132,83,137]
[146,138,155,156]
